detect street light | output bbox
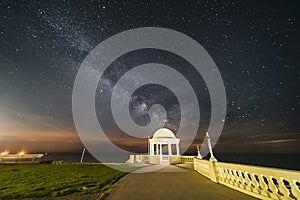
[196,145,202,159]
[206,132,217,162]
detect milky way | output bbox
[0,0,299,153]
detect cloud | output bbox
[252,139,300,144]
[0,104,80,152]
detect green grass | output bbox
[0,164,132,199]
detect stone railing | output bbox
[126,155,161,164]
[126,155,194,165]
[180,156,195,164]
[194,158,300,200]
[194,159,211,179]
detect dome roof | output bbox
[153,128,176,138]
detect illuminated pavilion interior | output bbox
[149,128,180,160]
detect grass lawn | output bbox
[0,164,132,199]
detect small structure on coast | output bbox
[126,128,218,165]
[0,150,45,164]
[149,128,180,159]
[127,128,193,164]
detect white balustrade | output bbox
[194,158,300,200]
[180,156,195,163]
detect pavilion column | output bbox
[149,143,153,155]
[176,143,180,155]
[156,143,159,155]
[168,143,172,155]
[152,143,154,155]
[160,144,162,156]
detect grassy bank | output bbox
[0,164,131,199]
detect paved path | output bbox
[13,194,103,200]
[105,164,257,200]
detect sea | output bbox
[43,152,300,171]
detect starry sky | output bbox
[0,0,299,154]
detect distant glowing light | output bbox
[18,151,26,156]
[1,150,9,155]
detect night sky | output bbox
[0,0,299,154]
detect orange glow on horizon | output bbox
[1,150,9,155]
[18,150,26,156]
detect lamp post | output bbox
[206,132,217,162]
[196,145,202,159]
[80,148,86,163]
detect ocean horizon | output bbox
[42,152,300,171]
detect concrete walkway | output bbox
[105,164,258,200]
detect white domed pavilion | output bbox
[149,128,180,160]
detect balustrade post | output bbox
[250,173,260,194]
[237,171,246,189]
[277,178,291,199]
[258,175,269,197]
[218,167,225,182]
[208,161,219,183]
[244,172,253,191]
[266,176,280,199]
[291,180,300,199]
[233,170,239,187]
[228,169,235,185]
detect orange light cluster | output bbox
[1,150,9,155]
[18,151,26,156]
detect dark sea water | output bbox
[43,152,100,163]
[43,152,300,171]
[205,153,300,171]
